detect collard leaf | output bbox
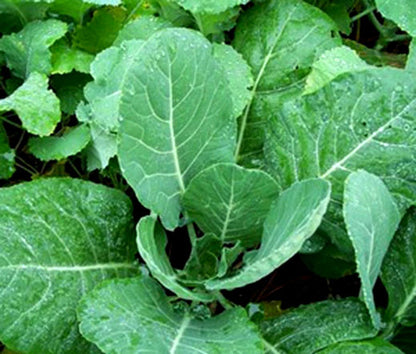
[50,40,94,75]
[85,123,118,171]
[259,299,377,354]
[232,0,340,165]
[29,124,91,161]
[137,215,215,302]
[118,29,236,230]
[0,122,15,180]
[183,163,279,247]
[375,0,416,36]
[213,43,253,119]
[78,276,263,354]
[207,179,331,290]
[172,0,250,14]
[344,170,400,328]
[265,68,416,253]
[0,72,61,136]
[0,19,67,78]
[319,338,404,354]
[304,46,369,94]
[381,208,416,327]
[0,178,138,354]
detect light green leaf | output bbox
[29,125,91,161]
[381,208,416,327]
[319,338,404,354]
[183,163,279,247]
[304,46,369,94]
[118,29,235,230]
[0,19,67,78]
[0,178,138,354]
[232,0,340,166]
[78,276,263,354]
[218,242,244,277]
[265,68,416,254]
[344,170,401,328]
[0,122,15,180]
[172,0,249,14]
[137,215,215,302]
[207,179,331,290]
[114,15,173,45]
[50,40,94,75]
[0,72,61,136]
[78,39,146,170]
[375,0,416,36]
[259,299,377,354]
[213,43,253,119]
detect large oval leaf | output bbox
[265,68,416,253]
[118,28,235,230]
[78,277,263,354]
[344,170,400,328]
[0,178,138,354]
[206,179,331,290]
[232,0,340,165]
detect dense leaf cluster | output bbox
[0,0,415,353]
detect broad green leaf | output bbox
[0,122,15,180]
[319,338,404,353]
[78,39,146,170]
[259,299,377,354]
[304,46,369,94]
[0,1,48,34]
[137,215,215,302]
[172,0,249,14]
[213,43,253,119]
[182,233,222,284]
[232,0,340,165]
[118,29,235,230]
[265,68,416,254]
[381,208,416,327]
[114,15,173,45]
[50,40,94,75]
[0,19,67,78]
[0,178,138,354]
[183,163,279,247]
[30,0,121,4]
[0,72,61,136]
[73,7,126,54]
[344,170,400,328]
[78,276,263,354]
[207,179,331,290]
[375,0,416,36]
[28,125,91,161]
[50,72,91,115]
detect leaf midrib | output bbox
[1,262,137,272]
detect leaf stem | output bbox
[186,221,197,247]
[215,291,234,310]
[351,6,376,22]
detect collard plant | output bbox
[0,0,415,353]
